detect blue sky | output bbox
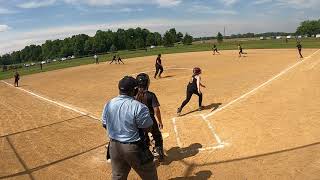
[0,0,319,54]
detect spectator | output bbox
[102,76,158,180]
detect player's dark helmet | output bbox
[136,73,150,89]
[193,67,202,75]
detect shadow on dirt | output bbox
[161,143,202,166]
[179,103,222,117]
[160,75,175,79]
[168,170,212,180]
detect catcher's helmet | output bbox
[193,67,202,75]
[136,73,150,89]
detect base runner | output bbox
[212,44,220,55]
[177,67,206,116]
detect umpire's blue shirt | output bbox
[102,95,153,143]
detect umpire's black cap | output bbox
[118,76,138,93]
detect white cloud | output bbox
[118,8,144,12]
[77,0,182,7]
[0,7,17,14]
[16,0,182,8]
[253,0,273,5]
[220,0,238,6]
[253,0,320,8]
[17,0,56,9]
[275,0,320,8]
[0,25,10,32]
[155,0,182,7]
[188,5,237,15]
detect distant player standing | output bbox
[154,54,163,79]
[135,73,165,161]
[14,71,20,87]
[212,44,220,55]
[177,67,206,116]
[297,42,303,58]
[94,54,99,64]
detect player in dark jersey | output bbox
[212,44,220,55]
[135,73,165,161]
[177,67,206,116]
[117,55,124,64]
[109,55,117,64]
[154,54,163,79]
[14,71,20,87]
[238,44,247,57]
[297,42,303,58]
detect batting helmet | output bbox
[136,73,150,89]
[193,67,202,75]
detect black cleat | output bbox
[177,108,182,116]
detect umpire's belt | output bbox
[110,138,141,144]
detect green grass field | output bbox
[1,38,319,80]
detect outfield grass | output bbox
[1,38,319,80]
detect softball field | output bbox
[1,49,320,179]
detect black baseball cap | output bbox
[118,76,138,92]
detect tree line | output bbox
[296,19,320,36]
[195,19,320,40]
[0,27,193,65]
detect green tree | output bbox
[59,38,73,57]
[146,33,155,46]
[182,33,193,45]
[72,34,89,56]
[177,32,184,42]
[115,29,126,50]
[0,27,194,65]
[154,32,162,46]
[84,38,94,54]
[163,30,175,47]
[217,32,223,43]
[169,28,178,42]
[11,51,22,64]
[296,19,320,36]
[109,44,117,52]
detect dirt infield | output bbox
[1,49,320,179]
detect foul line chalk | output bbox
[1,80,101,121]
[179,143,228,154]
[172,117,182,147]
[172,114,227,153]
[200,114,222,144]
[204,49,320,119]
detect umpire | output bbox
[102,76,158,180]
